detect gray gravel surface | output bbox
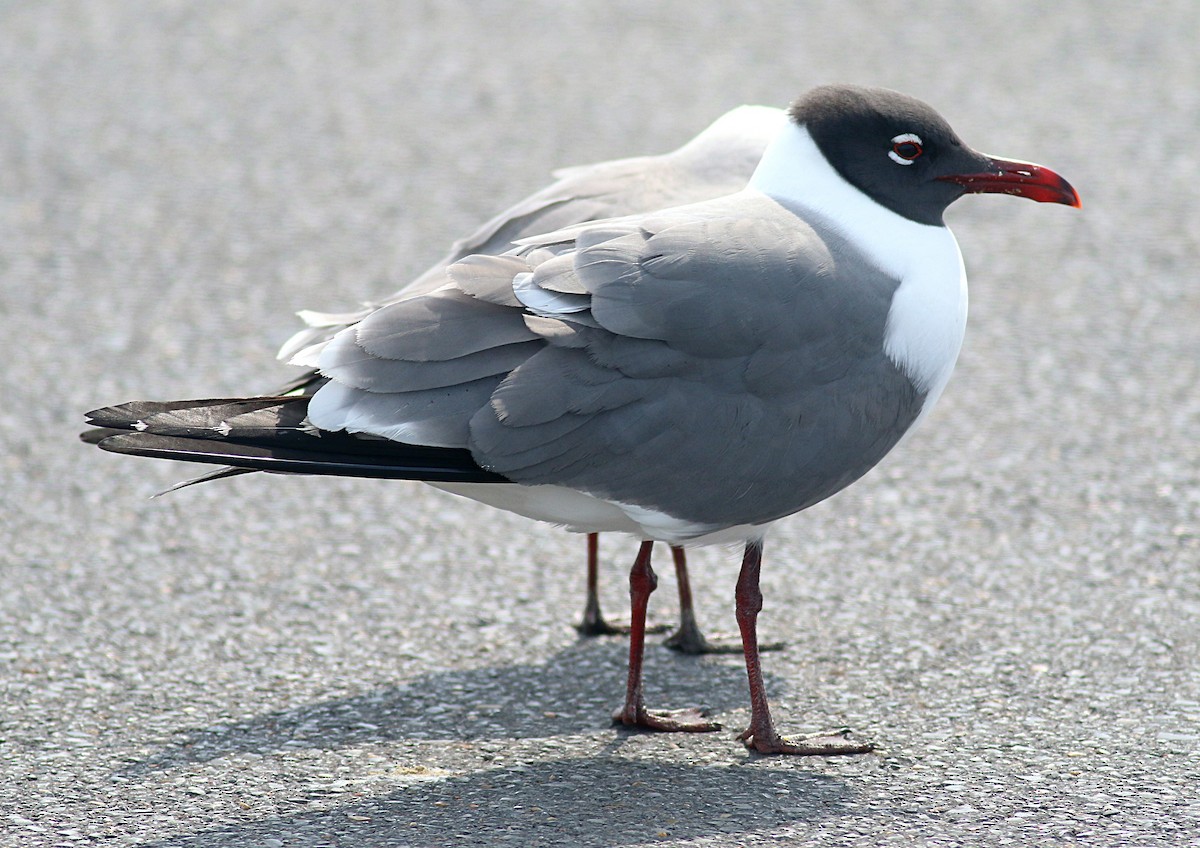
[3,2,1198,846]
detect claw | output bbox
[737,726,874,756]
[665,623,784,655]
[613,705,722,733]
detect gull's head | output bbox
[789,84,1081,226]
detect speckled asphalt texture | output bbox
[3,2,1198,846]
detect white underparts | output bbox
[430,482,768,546]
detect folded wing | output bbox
[310,192,927,529]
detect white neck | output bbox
[749,122,969,403]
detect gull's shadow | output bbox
[140,755,854,847]
[118,640,770,777]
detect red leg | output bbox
[734,540,873,756]
[577,533,627,636]
[576,535,668,637]
[664,546,783,655]
[662,545,720,653]
[612,542,721,733]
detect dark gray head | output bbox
[790,85,1080,226]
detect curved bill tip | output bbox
[939,156,1081,209]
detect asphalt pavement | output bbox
[2,2,1198,846]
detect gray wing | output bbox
[277,107,781,367]
[306,285,540,448]
[275,157,733,367]
[308,193,926,530]
[463,194,927,528]
[279,154,757,366]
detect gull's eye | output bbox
[888,133,924,165]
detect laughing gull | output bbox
[273,103,786,650]
[85,84,1079,755]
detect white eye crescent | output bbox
[888,132,924,165]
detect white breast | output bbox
[882,244,968,415]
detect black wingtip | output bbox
[152,466,258,498]
[87,424,511,484]
[83,395,512,484]
[80,426,124,445]
[84,405,134,430]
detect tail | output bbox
[83,396,508,484]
